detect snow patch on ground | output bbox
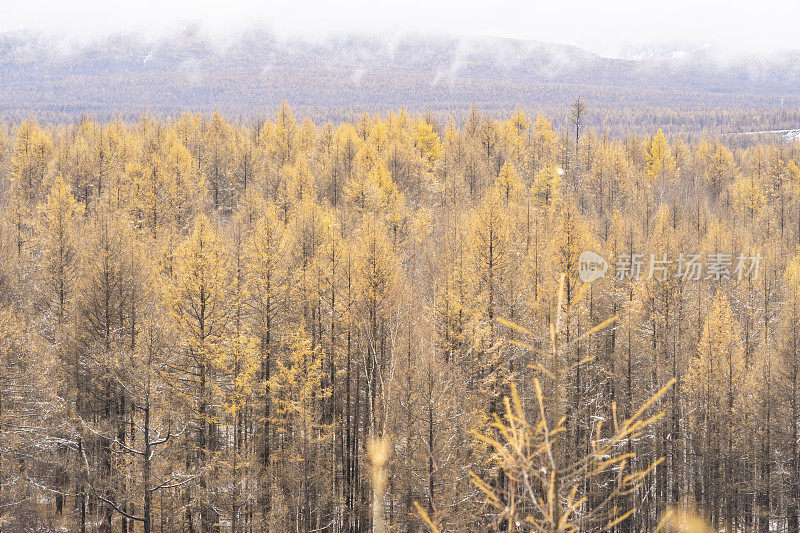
[725,129,800,142]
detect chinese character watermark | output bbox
[578,251,761,283]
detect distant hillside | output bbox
[2,29,800,132]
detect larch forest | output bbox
[1,101,800,533]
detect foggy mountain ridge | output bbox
[2,29,800,131]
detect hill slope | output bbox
[2,29,800,131]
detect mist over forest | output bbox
[3,28,800,134]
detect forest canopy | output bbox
[0,105,799,532]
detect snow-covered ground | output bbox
[727,129,800,142]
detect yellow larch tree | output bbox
[7,120,52,264]
[685,291,745,529]
[168,214,232,532]
[646,129,675,182]
[38,176,81,325]
[495,161,523,206]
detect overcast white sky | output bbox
[2,0,799,57]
